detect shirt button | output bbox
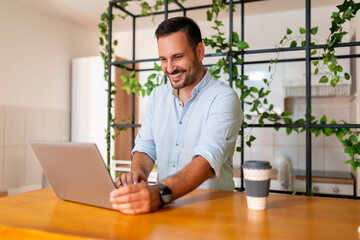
[197,90,200,93]
[176,143,179,146]
[173,165,175,168]
[179,121,183,124]
[226,137,229,140]
[179,103,182,106]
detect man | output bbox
[109,17,242,214]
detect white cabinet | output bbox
[71,56,108,161]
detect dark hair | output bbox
[155,17,202,52]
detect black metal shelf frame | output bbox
[107,0,360,198]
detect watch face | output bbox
[157,183,172,204]
[162,194,172,203]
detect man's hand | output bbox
[109,182,162,215]
[117,172,148,186]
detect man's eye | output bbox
[160,58,167,62]
[176,55,182,59]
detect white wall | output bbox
[0,0,100,194]
[0,0,100,109]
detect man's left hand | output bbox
[109,182,161,214]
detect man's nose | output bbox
[166,60,176,74]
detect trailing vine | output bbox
[99,0,360,172]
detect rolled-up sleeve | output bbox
[193,89,242,178]
[131,92,156,162]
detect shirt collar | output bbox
[171,68,210,98]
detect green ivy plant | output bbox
[99,0,360,172]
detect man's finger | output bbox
[132,172,139,184]
[110,190,144,204]
[112,199,150,214]
[110,183,145,198]
[126,173,134,185]
[120,173,129,186]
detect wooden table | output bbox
[0,188,359,239]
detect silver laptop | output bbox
[28,141,117,210]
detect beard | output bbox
[166,58,203,90]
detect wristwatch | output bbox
[155,183,173,206]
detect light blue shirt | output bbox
[132,69,243,190]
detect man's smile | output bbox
[168,71,184,81]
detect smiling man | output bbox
[109,17,242,214]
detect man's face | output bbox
[158,31,204,90]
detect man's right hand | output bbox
[117,172,148,186]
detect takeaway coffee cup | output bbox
[242,161,272,210]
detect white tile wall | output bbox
[251,146,274,163]
[4,147,25,189]
[274,128,298,147]
[324,133,344,148]
[248,127,274,146]
[44,109,61,141]
[298,132,324,147]
[4,106,25,147]
[25,146,43,185]
[0,105,69,195]
[0,148,3,191]
[298,146,324,171]
[324,147,351,172]
[26,108,44,142]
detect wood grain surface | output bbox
[0,188,359,239]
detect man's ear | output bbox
[196,42,205,61]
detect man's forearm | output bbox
[162,155,214,200]
[131,152,154,177]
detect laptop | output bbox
[28,141,117,210]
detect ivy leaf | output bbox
[154,62,162,71]
[283,117,292,124]
[237,41,249,50]
[314,60,320,66]
[320,115,327,124]
[249,135,256,142]
[286,127,293,135]
[350,135,358,143]
[344,72,350,80]
[233,31,239,42]
[207,10,213,21]
[311,50,317,55]
[114,40,118,46]
[319,75,329,83]
[299,27,306,34]
[240,91,250,100]
[310,26,318,35]
[148,73,156,80]
[245,114,252,120]
[281,111,292,117]
[287,28,292,34]
[290,41,297,47]
[236,147,243,152]
[314,67,319,74]
[250,87,259,93]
